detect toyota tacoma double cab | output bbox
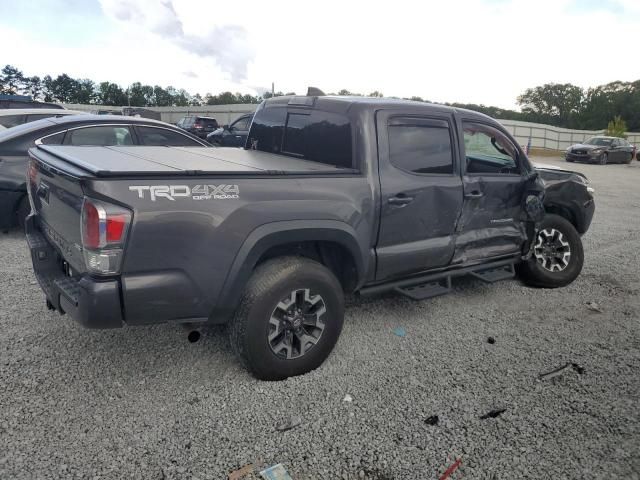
[25,94,595,380]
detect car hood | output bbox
[569,143,604,151]
[534,162,589,184]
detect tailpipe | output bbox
[181,323,202,343]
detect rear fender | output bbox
[212,220,366,321]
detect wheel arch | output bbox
[212,220,367,321]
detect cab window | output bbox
[388,118,454,175]
[65,126,133,146]
[463,122,519,174]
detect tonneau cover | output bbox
[29,145,352,177]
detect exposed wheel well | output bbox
[256,241,359,293]
[545,204,577,231]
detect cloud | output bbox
[182,71,198,78]
[99,0,254,81]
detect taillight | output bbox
[193,124,203,129]
[81,197,132,275]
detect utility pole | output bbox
[271,82,274,98]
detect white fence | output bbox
[64,103,640,149]
[498,119,640,151]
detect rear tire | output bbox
[518,214,584,288]
[15,196,30,232]
[229,256,345,380]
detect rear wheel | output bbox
[15,196,30,232]
[229,256,344,380]
[518,214,584,288]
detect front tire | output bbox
[518,214,584,288]
[229,256,345,380]
[623,152,633,164]
[599,153,608,165]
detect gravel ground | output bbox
[1,156,639,480]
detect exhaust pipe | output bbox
[181,323,202,343]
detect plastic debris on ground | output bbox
[259,464,294,480]
[439,458,462,480]
[480,408,506,420]
[586,301,603,313]
[538,362,585,381]
[425,415,439,426]
[228,464,254,480]
[391,327,406,337]
[275,416,301,432]
[342,394,353,402]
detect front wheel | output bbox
[599,153,608,165]
[623,152,633,164]
[229,256,344,380]
[518,214,584,288]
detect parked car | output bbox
[0,108,86,130]
[0,94,64,110]
[0,115,208,230]
[206,113,253,147]
[565,136,635,164]
[176,115,219,139]
[24,94,594,380]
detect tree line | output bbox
[1,65,638,131]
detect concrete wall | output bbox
[63,103,640,149]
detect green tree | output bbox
[98,82,127,106]
[153,85,172,106]
[0,65,24,94]
[517,83,584,126]
[368,91,383,97]
[48,74,81,103]
[604,115,627,137]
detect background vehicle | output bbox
[0,94,64,110]
[0,108,86,130]
[176,115,219,139]
[0,115,208,230]
[565,136,635,164]
[25,95,594,380]
[206,113,253,146]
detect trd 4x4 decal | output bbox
[129,185,240,201]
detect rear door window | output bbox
[136,126,203,146]
[65,126,134,146]
[388,118,454,174]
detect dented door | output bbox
[453,120,528,264]
[375,110,464,281]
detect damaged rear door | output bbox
[375,111,463,280]
[453,120,529,263]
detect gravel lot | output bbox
[1,156,639,480]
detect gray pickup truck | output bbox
[25,95,595,380]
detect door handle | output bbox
[464,190,484,198]
[388,195,414,206]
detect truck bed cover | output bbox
[29,145,353,177]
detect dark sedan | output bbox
[0,115,208,230]
[206,113,253,147]
[565,136,634,164]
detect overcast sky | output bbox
[1,0,639,109]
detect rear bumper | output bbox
[26,215,123,329]
[0,189,22,229]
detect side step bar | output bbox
[361,258,518,301]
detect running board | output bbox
[395,278,451,300]
[360,257,519,300]
[469,264,515,283]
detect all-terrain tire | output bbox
[517,214,584,288]
[229,256,344,381]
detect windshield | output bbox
[585,137,612,146]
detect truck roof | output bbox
[30,145,352,177]
[262,94,494,121]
